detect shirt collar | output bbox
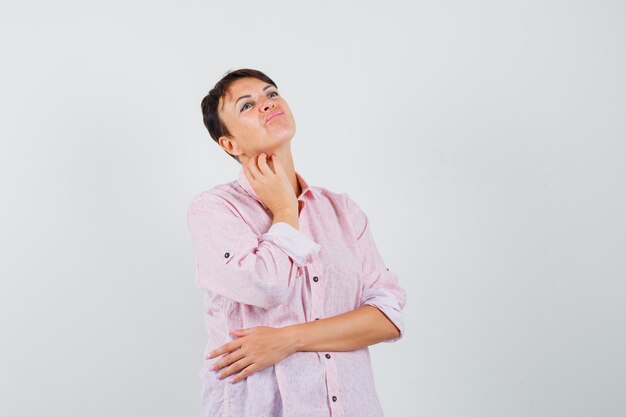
[236,166,315,210]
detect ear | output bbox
[219,135,241,158]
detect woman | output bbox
[187,68,407,417]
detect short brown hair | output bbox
[200,68,277,164]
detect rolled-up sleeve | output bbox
[263,222,322,267]
[187,193,322,309]
[345,194,407,343]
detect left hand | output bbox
[206,326,296,384]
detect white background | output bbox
[1,1,625,416]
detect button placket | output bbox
[321,350,343,416]
[308,267,322,322]
[306,252,343,416]
[307,252,323,323]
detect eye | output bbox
[240,91,279,112]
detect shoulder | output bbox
[187,180,243,214]
[309,185,365,220]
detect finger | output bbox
[229,329,244,338]
[271,154,285,177]
[213,347,246,374]
[257,153,273,176]
[247,153,263,178]
[242,163,255,181]
[230,327,255,336]
[218,354,253,381]
[230,363,259,384]
[207,340,238,359]
[265,154,277,174]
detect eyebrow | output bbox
[234,84,275,108]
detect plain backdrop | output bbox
[1,1,625,416]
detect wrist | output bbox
[281,323,304,354]
[272,206,297,218]
[271,208,299,229]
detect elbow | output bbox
[387,317,404,343]
[378,307,404,343]
[377,315,403,343]
[360,287,405,343]
[388,321,403,342]
[364,303,405,343]
[385,310,404,343]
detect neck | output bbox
[274,146,301,198]
[255,143,300,198]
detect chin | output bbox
[270,126,296,143]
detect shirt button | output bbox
[325,353,331,359]
[313,276,319,282]
[332,396,337,402]
[224,252,230,258]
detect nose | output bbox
[260,97,275,112]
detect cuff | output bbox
[360,287,405,343]
[261,222,322,267]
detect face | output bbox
[217,77,296,162]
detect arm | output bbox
[187,192,321,309]
[285,193,407,351]
[208,307,398,383]
[347,193,407,343]
[207,193,407,382]
[281,304,399,352]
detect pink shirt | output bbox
[186,167,407,417]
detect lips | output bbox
[265,110,284,124]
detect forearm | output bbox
[282,305,400,353]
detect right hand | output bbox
[243,153,297,216]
